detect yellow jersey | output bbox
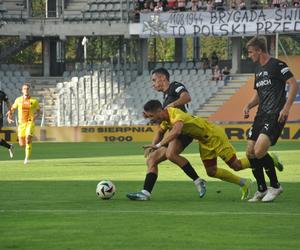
[12,96,40,124]
[160,107,216,144]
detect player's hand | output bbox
[7,117,14,124]
[243,105,250,119]
[143,147,154,158]
[143,144,159,150]
[278,108,289,123]
[6,111,14,124]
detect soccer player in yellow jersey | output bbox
[7,83,40,164]
[142,100,252,200]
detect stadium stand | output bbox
[55,68,224,126]
[0,0,28,22]
[63,0,135,23]
[210,77,300,122]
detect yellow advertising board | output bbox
[0,124,299,142]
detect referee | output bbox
[244,36,298,202]
[0,90,13,158]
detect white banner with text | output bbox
[136,8,300,37]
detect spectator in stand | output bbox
[137,0,146,11]
[166,0,177,11]
[212,65,222,84]
[281,1,288,7]
[214,0,224,11]
[222,66,231,86]
[198,0,206,10]
[210,51,219,72]
[206,0,214,12]
[140,1,152,12]
[189,0,199,11]
[239,0,246,9]
[250,0,259,9]
[293,0,300,7]
[178,0,186,11]
[230,0,237,9]
[272,0,282,8]
[200,53,210,74]
[154,1,164,12]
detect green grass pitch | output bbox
[0,141,300,250]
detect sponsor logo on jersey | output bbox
[256,71,269,78]
[256,79,272,88]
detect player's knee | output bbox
[230,164,241,171]
[147,154,159,167]
[254,148,266,159]
[165,150,176,162]
[19,142,25,147]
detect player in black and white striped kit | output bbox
[0,90,14,158]
[244,36,298,202]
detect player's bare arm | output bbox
[278,77,298,123]
[6,107,15,124]
[151,127,166,145]
[34,108,41,122]
[167,92,191,108]
[145,121,184,150]
[143,128,166,157]
[243,92,259,118]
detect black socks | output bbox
[143,172,158,194]
[181,162,199,181]
[258,153,280,189]
[249,158,267,192]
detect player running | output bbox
[0,90,14,158]
[7,83,40,164]
[127,68,206,201]
[244,36,298,202]
[140,100,253,200]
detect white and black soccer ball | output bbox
[96,180,116,200]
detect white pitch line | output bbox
[0,209,299,216]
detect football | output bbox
[96,180,116,200]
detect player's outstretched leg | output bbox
[204,159,252,200]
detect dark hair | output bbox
[246,36,268,53]
[151,68,170,81]
[144,100,163,112]
[22,83,30,88]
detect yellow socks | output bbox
[25,143,32,159]
[214,168,242,186]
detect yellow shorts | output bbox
[18,122,35,138]
[199,125,236,163]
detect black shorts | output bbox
[247,113,285,146]
[177,134,193,149]
[0,117,3,128]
